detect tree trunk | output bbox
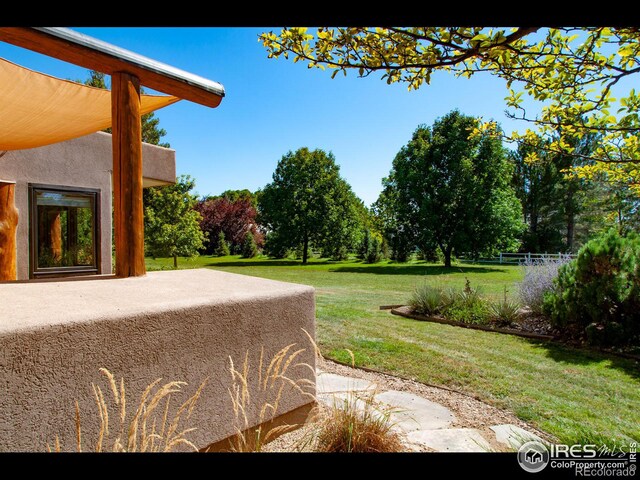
[566,185,575,252]
[441,245,452,268]
[302,233,309,265]
[173,254,178,269]
[0,182,18,281]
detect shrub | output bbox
[445,279,491,325]
[388,232,412,263]
[410,283,455,315]
[365,236,383,264]
[358,229,384,264]
[240,231,258,258]
[490,288,521,327]
[329,246,350,261]
[543,229,640,346]
[214,231,230,257]
[314,390,403,453]
[263,231,290,259]
[519,255,573,314]
[446,298,491,325]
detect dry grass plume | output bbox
[313,389,404,453]
[225,341,316,452]
[48,368,207,452]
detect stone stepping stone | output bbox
[374,390,455,432]
[316,372,376,394]
[490,424,546,449]
[316,389,456,434]
[316,391,371,410]
[407,428,493,452]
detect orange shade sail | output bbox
[0,57,180,150]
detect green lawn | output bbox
[147,255,640,445]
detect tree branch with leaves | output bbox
[260,27,640,194]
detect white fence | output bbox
[489,252,576,265]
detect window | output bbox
[29,184,100,278]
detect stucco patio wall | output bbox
[0,131,176,280]
[0,269,316,451]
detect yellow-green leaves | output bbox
[259,27,640,194]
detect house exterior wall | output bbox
[0,269,317,452]
[0,132,175,279]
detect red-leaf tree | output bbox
[195,195,264,255]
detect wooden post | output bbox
[0,181,18,281]
[111,72,146,278]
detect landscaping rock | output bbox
[316,371,376,394]
[407,428,493,452]
[374,390,456,432]
[490,424,546,449]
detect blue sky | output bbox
[0,27,533,206]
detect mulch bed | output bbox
[390,305,556,341]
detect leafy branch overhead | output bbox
[260,27,640,194]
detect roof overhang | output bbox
[0,27,225,108]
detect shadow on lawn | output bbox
[526,338,640,381]
[205,260,332,268]
[330,264,508,276]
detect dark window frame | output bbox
[28,184,101,279]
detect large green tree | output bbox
[510,140,566,253]
[380,110,524,267]
[84,70,169,147]
[260,27,640,194]
[512,129,639,252]
[144,175,206,268]
[259,147,361,264]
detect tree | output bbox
[84,70,169,147]
[260,27,640,194]
[241,231,259,258]
[358,228,383,264]
[380,110,524,267]
[259,147,361,264]
[217,189,259,209]
[372,188,413,262]
[214,231,231,257]
[144,175,206,268]
[511,130,639,252]
[195,195,263,254]
[510,141,566,253]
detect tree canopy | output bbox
[195,194,263,255]
[379,110,524,267]
[144,175,206,268]
[260,27,640,194]
[259,147,362,264]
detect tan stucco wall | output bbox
[0,269,316,452]
[0,132,175,279]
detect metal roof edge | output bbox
[34,27,226,98]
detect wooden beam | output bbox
[0,27,224,108]
[112,72,146,278]
[0,182,18,281]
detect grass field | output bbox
[147,255,640,445]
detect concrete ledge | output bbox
[0,269,316,451]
